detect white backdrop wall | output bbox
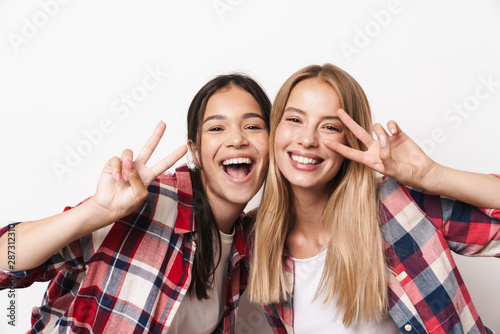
[0,1,499,333]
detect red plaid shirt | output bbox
[0,164,251,333]
[264,176,500,334]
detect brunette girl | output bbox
[249,64,500,333]
[0,73,271,333]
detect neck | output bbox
[293,186,329,229]
[287,186,330,258]
[206,193,245,234]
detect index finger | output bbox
[337,109,374,147]
[324,139,365,164]
[136,121,166,164]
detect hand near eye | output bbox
[91,121,188,224]
[323,109,438,189]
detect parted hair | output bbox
[186,73,271,300]
[248,64,388,326]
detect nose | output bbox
[298,125,318,148]
[225,127,249,148]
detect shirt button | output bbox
[404,324,412,332]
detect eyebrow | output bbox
[203,112,265,124]
[284,107,341,120]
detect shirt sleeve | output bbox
[478,174,500,219]
[0,223,86,290]
[407,175,500,257]
[0,172,174,291]
[0,200,104,290]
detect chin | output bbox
[225,190,257,206]
[228,192,255,205]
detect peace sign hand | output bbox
[90,121,188,224]
[324,109,438,189]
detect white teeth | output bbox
[290,154,318,165]
[222,157,252,165]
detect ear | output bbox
[188,139,201,167]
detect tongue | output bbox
[226,165,248,179]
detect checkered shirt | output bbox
[264,176,500,334]
[0,164,251,333]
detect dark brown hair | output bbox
[186,73,271,300]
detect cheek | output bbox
[273,130,289,166]
[254,133,270,157]
[340,132,348,145]
[274,124,294,150]
[199,139,219,164]
[321,131,347,143]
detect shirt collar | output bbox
[171,164,196,234]
[170,165,250,258]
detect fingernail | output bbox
[115,173,121,182]
[125,159,133,170]
[380,135,387,148]
[390,128,396,134]
[123,174,128,182]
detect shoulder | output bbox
[378,177,446,221]
[154,164,193,197]
[377,176,431,203]
[243,207,258,223]
[132,164,194,228]
[377,177,424,224]
[240,208,259,234]
[238,208,258,248]
[377,176,410,202]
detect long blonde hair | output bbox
[248,64,388,326]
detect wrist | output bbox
[420,162,446,193]
[81,198,119,230]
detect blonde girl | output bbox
[249,64,500,334]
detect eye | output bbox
[323,125,342,132]
[245,125,262,130]
[208,126,224,132]
[286,117,301,123]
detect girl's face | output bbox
[194,85,269,208]
[274,78,347,196]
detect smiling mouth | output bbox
[289,153,322,165]
[221,157,254,179]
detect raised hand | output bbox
[91,121,187,223]
[0,122,188,272]
[324,109,438,189]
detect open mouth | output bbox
[289,153,323,165]
[221,157,254,179]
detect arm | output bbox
[324,109,500,209]
[0,122,187,272]
[0,199,114,273]
[419,167,500,210]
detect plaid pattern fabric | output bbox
[0,164,250,333]
[264,176,500,334]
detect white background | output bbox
[1,1,499,333]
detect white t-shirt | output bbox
[293,249,401,334]
[168,228,234,334]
